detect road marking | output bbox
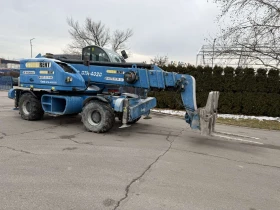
[214,131,260,140]
[212,134,264,145]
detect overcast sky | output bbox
[0,0,221,64]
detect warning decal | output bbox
[39,76,53,79]
[105,77,124,82]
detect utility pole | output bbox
[30,38,35,58]
[212,38,216,68]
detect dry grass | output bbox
[217,118,280,131]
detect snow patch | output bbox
[151,109,280,122]
[217,114,280,122]
[152,109,185,116]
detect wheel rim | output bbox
[88,110,101,126]
[22,101,31,115]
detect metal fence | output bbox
[0,76,13,90]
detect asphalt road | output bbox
[0,91,280,210]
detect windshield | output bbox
[56,62,76,74]
[103,48,126,63]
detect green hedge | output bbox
[150,65,280,117]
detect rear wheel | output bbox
[19,93,44,120]
[81,101,115,133]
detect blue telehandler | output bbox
[7,45,219,135]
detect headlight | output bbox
[124,71,138,84]
[66,76,73,83]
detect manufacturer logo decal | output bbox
[25,62,51,68]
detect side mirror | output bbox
[83,55,90,66]
[121,50,128,59]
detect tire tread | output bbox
[19,93,44,121]
[81,100,115,133]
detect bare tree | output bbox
[150,55,169,66]
[111,29,133,52]
[65,17,133,54]
[210,0,280,69]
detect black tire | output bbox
[81,100,115,133]
[19,93,44,120]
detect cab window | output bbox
[104,49,126,63]
[83,46,110,62]
[56,62,76,74]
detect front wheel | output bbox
[19,93,44,120]
[81,101,115,133]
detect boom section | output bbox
[70,63,197,112]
